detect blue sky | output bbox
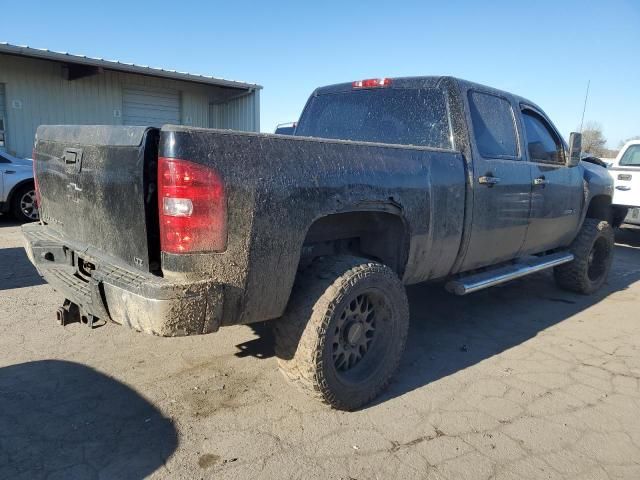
[3,0,639,147]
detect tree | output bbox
[580,121,608,157]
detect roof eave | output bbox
[0,42,262,91]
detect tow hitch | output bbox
[56,299,105,329]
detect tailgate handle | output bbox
[62,148,83,173]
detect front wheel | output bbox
[273,256,409,410]
[554,219,614,294]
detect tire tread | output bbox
[554,218,614,295]
[273,255,409,410]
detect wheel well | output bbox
[586,195,612,221]
[8,179,34,204]
[300,211,408,275]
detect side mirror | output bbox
[567,132,582,167]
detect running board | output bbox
[445,252,574,295]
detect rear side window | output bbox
[468,91,518,158]
[521,110,564,164]
[620,145,640,166]
[295,88,453,149]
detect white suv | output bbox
[0,151,39,222]
[610,140,640,226]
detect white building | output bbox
[0,43,261,158]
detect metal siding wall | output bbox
[182,90,209,128]
[208,103,221,129]
[208,90,260,132]
[0,53,259,158]
[253,89,260,132]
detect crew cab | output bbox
[23,76,615,410]
[610,140,640,226]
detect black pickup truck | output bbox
[23,76,615,410]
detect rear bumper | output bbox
[22,223,224,336]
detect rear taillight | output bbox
[352,78,392,89]
[158,157,227,254]
[32,150,41,210]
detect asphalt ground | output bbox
[2,216,640,479]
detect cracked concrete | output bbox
[1,216,640,479]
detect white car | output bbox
[610,140,640,226]
[0,151,39,222]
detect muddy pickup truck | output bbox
[23,76,615,410]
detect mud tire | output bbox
[554,219,614,295]
[273,256,409,410]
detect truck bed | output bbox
[28,125,466,334]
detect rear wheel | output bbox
[554,219,614,294]
[273,256,409,410]
[10,183,39,223]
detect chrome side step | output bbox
[445,252,574,295]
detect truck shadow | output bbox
[0,360,177,479]
[0,247,45,290]
[234,322,276,359]
[0,213,23,228]
[617,225,640,248]
[372,238,640,406]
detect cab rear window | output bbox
[296,88,453,149]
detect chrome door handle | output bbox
[616,185,631,191]
[533,177,547,186]
[478,176,501,186]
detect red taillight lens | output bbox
[158,157,227,254]
[352,78,392,89]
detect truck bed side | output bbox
[160,127,466,325]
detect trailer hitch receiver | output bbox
[56,299,81,326]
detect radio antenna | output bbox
[579,80,590,132]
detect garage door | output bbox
[122,86,181,127]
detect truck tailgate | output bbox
[34,125,160,273]
[611,166,640,208]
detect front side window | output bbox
[620,145,640,167]
[468,91,519,158]
[296,88,453,149]
[521,110,564,164]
